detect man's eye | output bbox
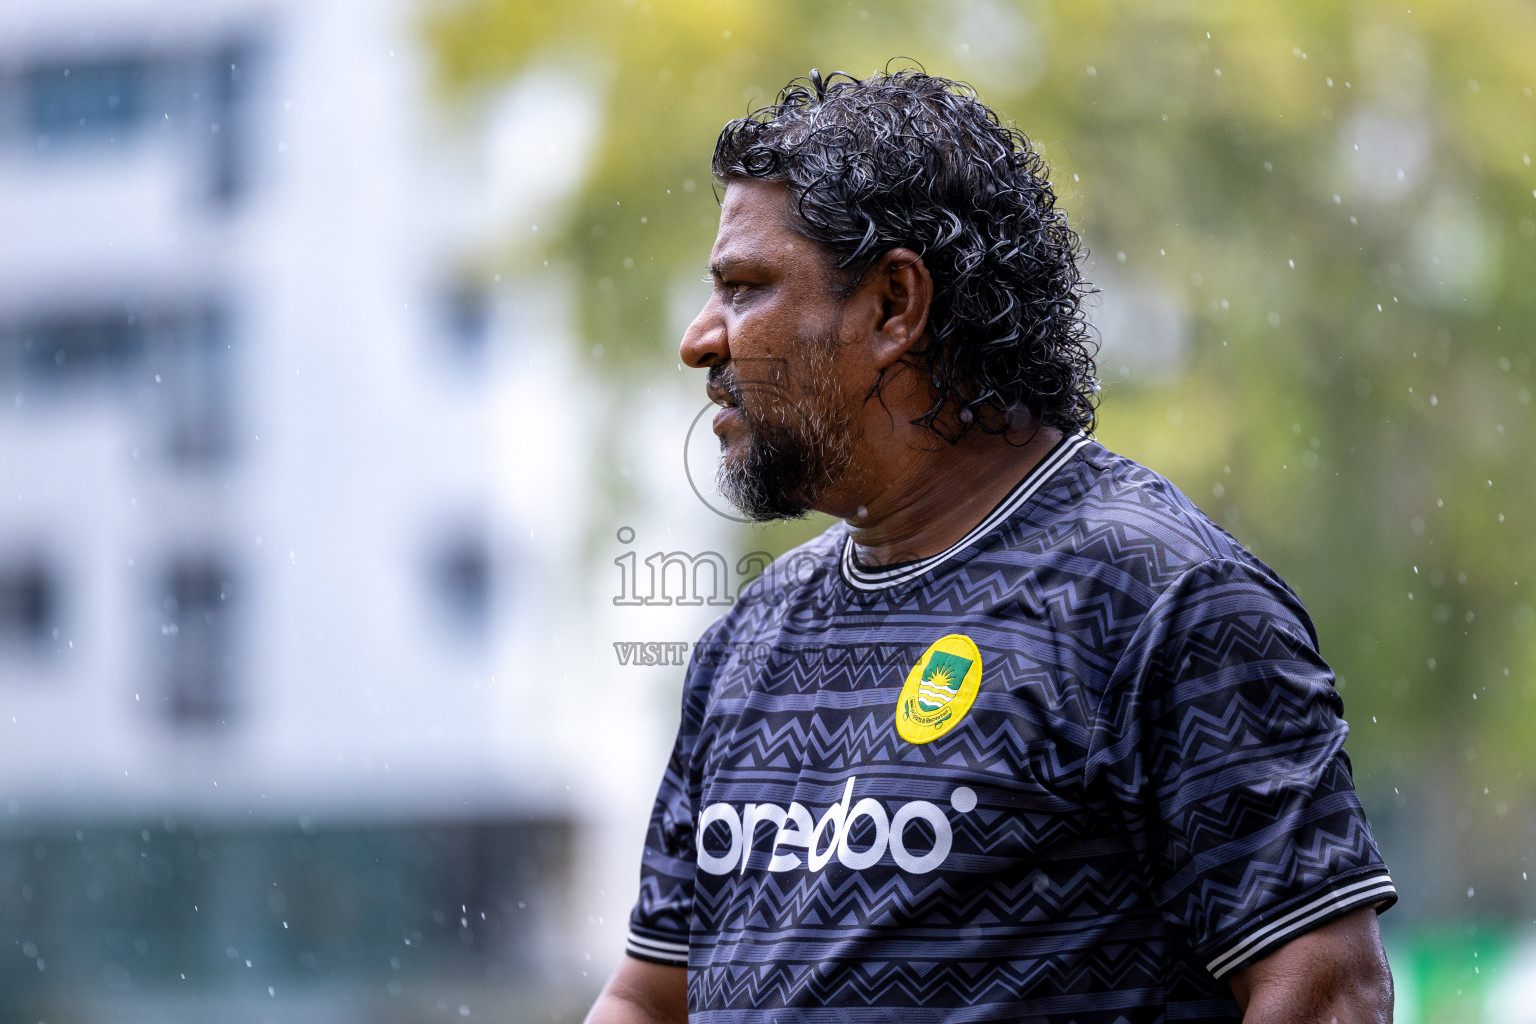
[728,283,752,304]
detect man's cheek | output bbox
[740,390,792,426]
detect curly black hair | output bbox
[712,67,1098,439]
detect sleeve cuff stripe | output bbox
[627,931,689,960]
[1207,873,1396,978]
[626,944,688,966]
[628,931,688,953]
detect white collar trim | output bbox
[839,432,1091,591]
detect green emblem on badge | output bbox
[896,635,983,744]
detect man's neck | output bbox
[839,423,1065,567]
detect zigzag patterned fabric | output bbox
[627,435,1395,1022]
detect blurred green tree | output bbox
[423,0,1536,924]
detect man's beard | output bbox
[711,338,855,522]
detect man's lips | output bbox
[706,369,742,435]
[712,404,742,433]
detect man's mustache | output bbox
[708,360,795,410]
[707,364,742,408]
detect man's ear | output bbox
[862,247,933,371]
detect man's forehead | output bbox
[720,177,791,217]
[712,180,813,268]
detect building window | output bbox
[0,561,55,651]
[438,280,492,363]
[26,60,147,143]
[0,818,574,999]
[432,532,491,637]
[205,44,255,206]
[2,304,234,466]
[161,308,235,463]
[161,561,235,727]
[1,43,258,207]
[18,310,144,380]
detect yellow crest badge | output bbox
[896,634,983,744]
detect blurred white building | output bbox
[0,0,700,1017]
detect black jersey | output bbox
[628,434,1394,1022]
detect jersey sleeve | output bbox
[1087,557,1396,980]
[624,641,717,967]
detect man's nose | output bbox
[680,298,728,368]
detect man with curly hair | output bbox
[589,69,1395,1023]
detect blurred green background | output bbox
[423,0,1536,1018]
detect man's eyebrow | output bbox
[708,254,762,279]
